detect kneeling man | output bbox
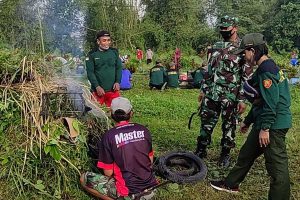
[80,97,157,200]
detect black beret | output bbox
[96,30,110,39]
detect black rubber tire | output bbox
[157,151,207,184]
[153,157,196,177]
[167,158,198,176]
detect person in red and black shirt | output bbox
[136,47,143,62]
[80,97,157,200]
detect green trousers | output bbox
[225,128,290,200]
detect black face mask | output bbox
[220,30,233,41]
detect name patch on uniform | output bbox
[151,68,160,72]
[263,79,272,88]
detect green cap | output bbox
[219,15,238,27]
[232,33,267,55]
[156,59,162,64]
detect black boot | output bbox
[195,136,208,159]
[218,147,231,168]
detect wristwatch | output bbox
[262,128,270,132]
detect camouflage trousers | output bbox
[82,172,155,200]
[82,172,119,199]
[199,96,239,148]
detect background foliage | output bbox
[0,0,299,54]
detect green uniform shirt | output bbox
[149,66,167,86]
[192,68,204,88]
[86,48,122,92]
[167,69,179,88]
[244,59,292,130]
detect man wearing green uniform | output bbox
[86,30,122,107]
[191,63,206,88]
[149,60,167,90]
[196,16,253,167]
[210,33,292,200]
[166,62,179,88]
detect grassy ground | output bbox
[1,72,299,200]
[120,73,300,200]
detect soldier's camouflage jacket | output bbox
[201,40,253,102]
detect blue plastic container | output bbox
[289,77,300,84]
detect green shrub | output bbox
[127,58,139,73]
[0,48,23,75]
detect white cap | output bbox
[111,97,132,114]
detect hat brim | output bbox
[231,48,245,55]
[219,22,232,27]
[96,34,110,39]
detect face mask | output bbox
[99,45,109,50]
[220,29,233,40]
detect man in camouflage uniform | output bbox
[195,16,253,167]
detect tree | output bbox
[0,0,41,52]
[141,0,215,51]
[265,2,300,52]
[84,0,142,51]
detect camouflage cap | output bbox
[232,33,267,55]
[219,15,238,27]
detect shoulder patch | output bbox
[258,59,279,75]
[263,79,272,88]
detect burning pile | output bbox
[0,54,108,199]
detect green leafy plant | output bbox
[44,139,62,161]
[127,58,139,73]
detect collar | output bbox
[99,47,109,51]
[257,55,269,66]
[230,37,241,47]
[116,121,130,127]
